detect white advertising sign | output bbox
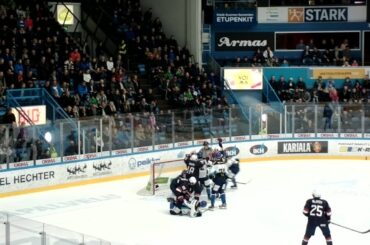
[331,140,370,155]
[258,6,365,23]
[11,105,47,126]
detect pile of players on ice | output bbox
[168,139,240,217]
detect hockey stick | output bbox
[236,179,252,185]
[330,221,370,234]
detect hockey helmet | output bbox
[312,190,321,198]
[213,150,223,160]
[189,176,197,185]
[190,154,198,161]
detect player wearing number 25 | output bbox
[302,191,332,245]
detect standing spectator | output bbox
[134,123,146,146]
[2,108,16,126]
[15,122,27,161]
[362,75,370,90]
[64,140,78,156]
[263,46,274,66]
[328,87,339,103]
[323,104,333,131]
[296,39,305,50]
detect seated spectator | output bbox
[105,101,117,116]
[296,39,305,50]
[342,59,351,67]
[281,59,289,67]
[351,87,362,103]
[311,47,322,65]
[360,87,368,103]
[302,46,313,65]
[341,85,351,103]
[343,77,352,89]
[252,48,264,66]
[77,81,89,98]
[296,77,307,101]
[285,77,296,102]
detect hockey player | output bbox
[302,191,333,245]
[184,153,212,200]
[227,157,240,188]
[199,158,213,200]
[198,141,213,159]
[209,160,230,210]
[211,147,225,165]
[169,176,204,217]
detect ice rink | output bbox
[1,159,370,245]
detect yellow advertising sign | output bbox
[224,68,263,90]
[312,68,365,79]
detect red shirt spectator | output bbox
[69,49,81,63]
[25,16,33,29]
[329,88,339,102]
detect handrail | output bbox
[262,75,284,113]
[204,53,250,121]
[223,79,250,121]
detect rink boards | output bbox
[0,137,370,197]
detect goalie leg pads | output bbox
[170,202,182,215]
[183,199,202,218]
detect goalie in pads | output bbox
[169,176,206,217]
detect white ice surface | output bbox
[0,159,370,245]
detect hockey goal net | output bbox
[137,159,186,196]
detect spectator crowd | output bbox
[0,0,369,164]
[0,0,230,164]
